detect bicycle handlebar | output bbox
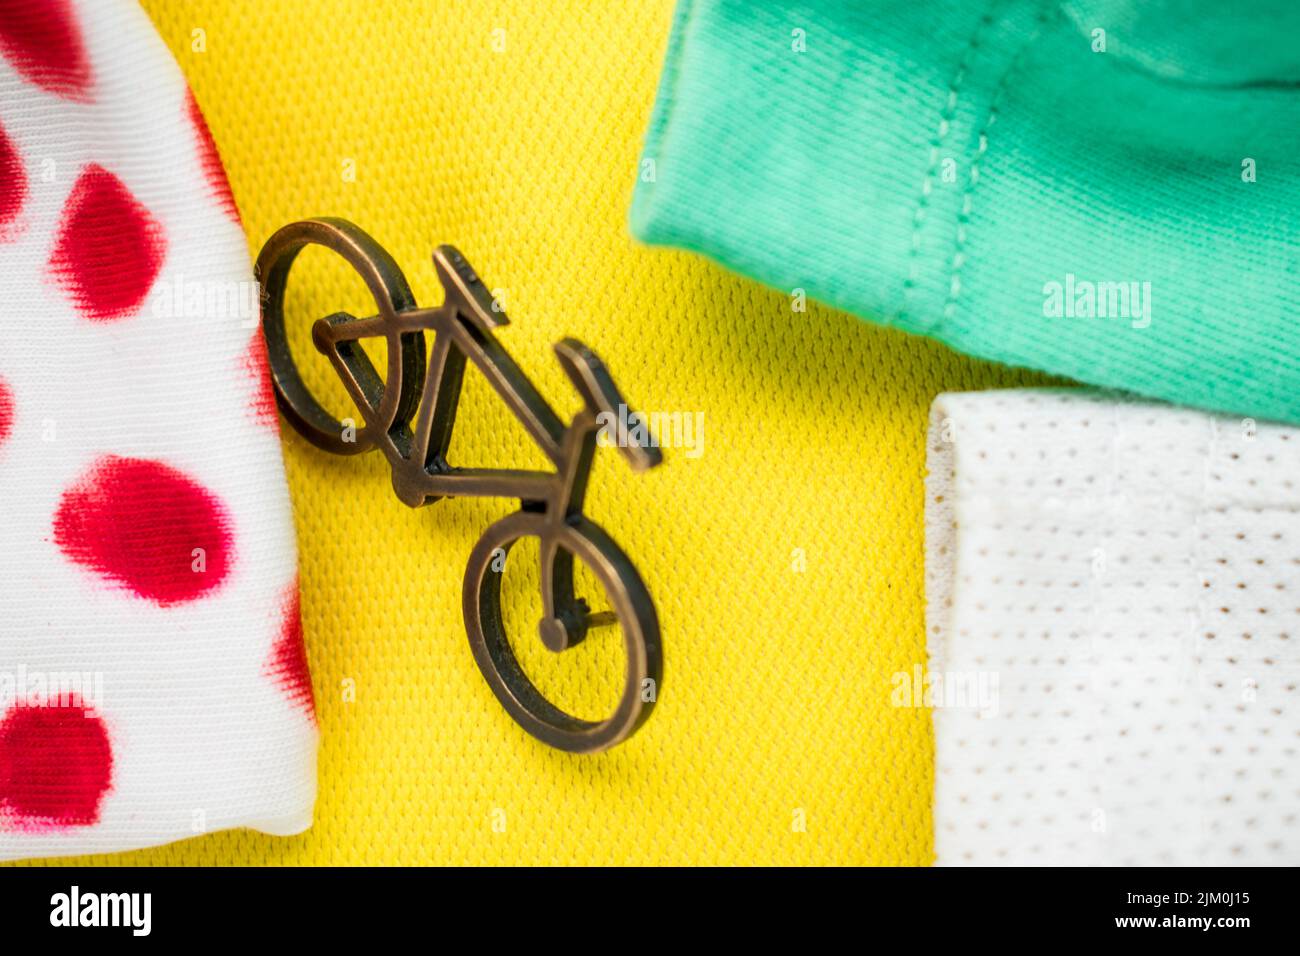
[554,338,663,473]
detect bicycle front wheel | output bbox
[462,511,662,754]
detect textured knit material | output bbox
[0,0,314,861]
[7,0,1050,867]
[927,389,1300,866]
[631,0,1300,425]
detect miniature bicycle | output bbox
[256,218,662,753]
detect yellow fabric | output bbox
[33,0,1043,866]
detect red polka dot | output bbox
[0,118,27,237]
[0,0,92,101]
[265,581,316,724]
[184,89,240,224]
[50,164,166,322]
[0,701,112,830]
[243,328,279,428]
[53,455,234,606]
[0,378,12,445]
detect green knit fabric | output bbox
[631,0,1300,423]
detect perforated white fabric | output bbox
[927,389,1300,866]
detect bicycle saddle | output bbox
[433,244,508,333]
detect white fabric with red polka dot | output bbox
[0,0,315,861]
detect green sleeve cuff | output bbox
[631,0,1300,423]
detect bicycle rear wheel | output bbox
[256,217,426,454]
[463,511,662,753]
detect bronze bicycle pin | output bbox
[256,218,663,753]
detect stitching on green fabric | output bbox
[898,3,998,328]
[939,1,1052,328]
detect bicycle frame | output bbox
[316,293,596,519]
[261,220,658,513]
[257,218,663,751]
